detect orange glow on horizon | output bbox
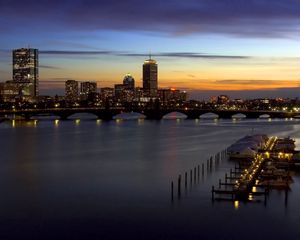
[40,77,300,91]
[159,79,300,91]
[38,57,300,92]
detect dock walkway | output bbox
[212,136,277,201]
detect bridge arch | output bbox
[65,112,99,120]
[113,112,146,120]
[232,113,246,119]
[259,114,271,119]
[4,113,27,120]
[199,112,219,119]
[162,111,187,120]
[31,113,60,120]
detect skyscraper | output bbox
[12,48,39,97]
[123,73,135,90]
[65,80,79,102]
[143,57,158,98]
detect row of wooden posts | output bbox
[171,149,228,201]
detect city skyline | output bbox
[1,0,300,99]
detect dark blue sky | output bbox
[1,0,300,99]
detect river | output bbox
[0,116,300,239]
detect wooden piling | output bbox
[202,163,205,176]
[171,181,174,200]
[264,188,267,206]
[185,172,187,188]
[178,175,181,197]
[212,186,215,200]
[194,167,196,182]
[207,159,209,171]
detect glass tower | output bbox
[12,48,39,97]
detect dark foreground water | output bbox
[1,117,300,239]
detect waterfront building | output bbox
[114,84,126,101]
[0,81,20,102]
[0,80,34,102]
[143,57,158,98]
[12,48,39,97]
[133,87,146,103]
[80,81,97,100]
[210,96,218,104]
[158,88,188,104]
[65,80,79,103]
[100,87,114,101]
[217,95,230,104]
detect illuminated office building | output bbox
[12,48,39,97]
[143,57,158,98]
[65,80,79,102]
[80,81,97,100]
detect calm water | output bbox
[1,117,300,239]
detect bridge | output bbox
[0,107,298,120]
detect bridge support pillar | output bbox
[58,114,71,120]
[23,114,32,120]
[98,115,113,121]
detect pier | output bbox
[212,135,293,203]
[170,134,296,205]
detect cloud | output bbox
[40,65,61,70]
[189,88,300,100]
[161,78,300,91]
[40,50,249,59]
[212,79,300,90]
[2,0,300,38]
[214,80,300,89]
[188,74,196,78]
[40,50,114,55]
[214,79,300,86]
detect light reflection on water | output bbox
[0,118,300,239]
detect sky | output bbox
[1,0,300,99]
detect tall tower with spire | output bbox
[143,55,158,98]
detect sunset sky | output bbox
[1,0,300,99]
